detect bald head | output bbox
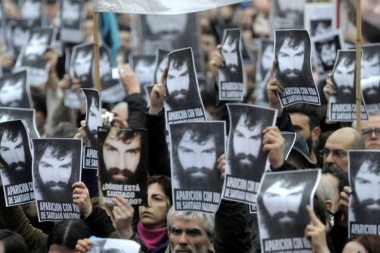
[323,127,364,171]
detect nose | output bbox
[371,131,377,139]
[193,153,205,168]
[10,150,21,163]
[324,152,335,166]
[178,232,188,246]
[117,154,125,170]
[289,57,295,70]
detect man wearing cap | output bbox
[285,133,316,169]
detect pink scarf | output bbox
[137,221,168,252]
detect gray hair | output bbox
[166,207,215,239]
[351,129,365,150]
[352,109,380,128]
[316,176,335,220]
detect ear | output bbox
[324,199,333,212]
[311,126,321,143]
[207,239,214,252]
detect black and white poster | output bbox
[18,0,44,27]
[6,18,29,59]
[255,39,274,106]
[137,13,204,73]
[87,238,140,253]
[70,42,94,89]
[281,132,296,160]
[82,89,101,170]
[257,170,321,253]
[218,28,244,101]
[14,28,55,86]
[60,0,85,43]
[329,50,368,121]
[0,107,40,138]
[164,48,206,125]
[0,120,34,206]
[64,89,86,109]
[0,70,32,108]
[98,127,147,206]
[222,104,277,205]
[153,49,169,84]
[169,121,225,213]
[274,30,320,107]
[271,0,310,30]
[348,151,380,237]
[311,30,345,80]
[130,54,155,103]
[304,3,335,37]
[360,44,380,110]
[98,45,126,103]
[33,138,82,221]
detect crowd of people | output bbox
[0,0,379,253]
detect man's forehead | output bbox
[42,146,72,158]
[337,58,354,69]
[281,38,304,50]
[266,180,306,193]
[180,131,215,145]
[171,216,206,231]
[1,132,22,143]
[362,115,380,128]
[357,160,379,175]
[169,59,187,71]
[3,79,23,88]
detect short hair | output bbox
[46,219,92,250]
[345,235,380,252]
[322,166,349,193]
[223,30,239,46]
[349,152,380,190]
[167,207,215,239]
[316,176,335,219]
[351,129,365,150]
[352,109,380,128]
[363,46,380,61]
[287,104,320,130]
[147,175,172,206]
[0,230,27,253]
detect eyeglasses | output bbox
[319,149,347,158]
[361,128,380,138]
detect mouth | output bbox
[366,204,380,210]
[286,73,297,77]
[239,159,253,165]
[113,173,127,180]
[279,216,293,223]
[141,211,152,217]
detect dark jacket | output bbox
[127,93,147,129]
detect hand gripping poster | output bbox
[98,127,147,206]
[169,121,225,213]
[257,169,321,253]
[0,120,34,206]
[222,104,277,205]
[33,138,82,221]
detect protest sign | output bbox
[0,107,40,138]
[60,0,86,43]
[281,132,296,160]
[87,238,140,253]
[0,70,32,109]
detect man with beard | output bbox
[311,20,332,37]
[0,71,30,108]
[170,123,223,192]
[257,173,310,239]
[362,45,380,79]
[72,45,94,89]
[228,106,271,182]
[34,139,79,203]
[273,0,305,29]
[332,52,356,104]
[98,128,147,199]
[316,39,337,72]
[0,121,32,185]
[85,91,101,147]
[349,151,380,224]
[220,30,243,84]
[275,31,315,89]
[20,29,51,69]
[165,49,201,111]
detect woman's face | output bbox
[342,241,368,253]
[139,183,171,229]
